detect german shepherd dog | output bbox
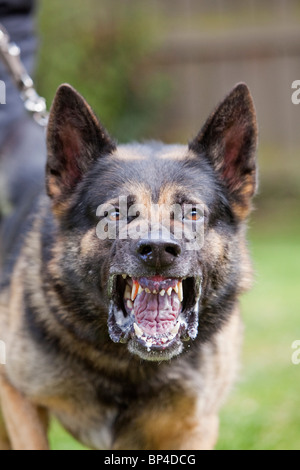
[0,83,258,450]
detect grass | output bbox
[217,203,300,450]
[49,420,88,451]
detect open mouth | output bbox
[107,274,202,361]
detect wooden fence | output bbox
[142,1,300,155]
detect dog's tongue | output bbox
[134,289,181,337]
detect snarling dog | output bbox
[0,83,258,450]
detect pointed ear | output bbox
[46,84,116,213]
[189,83,258,220]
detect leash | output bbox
[0,23,48,127]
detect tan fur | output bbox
[0,375,49,450]
[80,229,99,256]
[0,83,257,450]
[0,180,251,451]
[0,180,250,451]
[113,309,242,450]
[115,144,195,162]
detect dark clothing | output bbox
[0,0,38,146]
[0,0,46,221]
[0,0,35,15]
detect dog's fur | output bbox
[0,83,258,450]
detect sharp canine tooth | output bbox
[167,287,172,296]
[174,284,179,294]
[138,285,144,295]
[160,289,165,296]
[178,281,183,302]
[122,274,127,279]
[171,322,180,335]
[152,289,157,294]
[133,323,143,338]
[124,284,131,300]
[145,288,151,294]
[131,281,139,301]
[127,300,133,309]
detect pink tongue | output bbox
[134,291,181,336]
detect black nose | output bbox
[136,238,181,268]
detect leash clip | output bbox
[0,24,48,127]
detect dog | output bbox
[0,82,258,450]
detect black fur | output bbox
[0,83,258,450]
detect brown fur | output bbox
[0,83,257,450]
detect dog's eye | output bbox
[184,207,204,221]
[108,209,121,222]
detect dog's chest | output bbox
[6,337,132,448]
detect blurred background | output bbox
[2,0,300,450]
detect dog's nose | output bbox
[136,238,181,268]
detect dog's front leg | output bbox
[0,408,11,450]
[0,375,49,450]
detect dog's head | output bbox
[46,83,257,361]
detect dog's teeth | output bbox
[127,300,133,309]
[124,284,131,300]
[138,285,144,295]
[171,322,180,336]
[133,323,143,338]
[159,289,165,296]
[167,287,172,296]
[161,336,168,343]
[152,289,157,294]
[122,274,127,279]
[131,281,139,301]
[145,288,151,294]
[178,281,183,302]
[168,323,180,340]
[174,284,179,294]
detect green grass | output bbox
[49,420,88,451]
[217,206,300,450]
[49,205,300,450]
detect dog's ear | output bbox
[189,83,258,220]
[46,84,116,213]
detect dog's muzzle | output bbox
[107,273,202,361]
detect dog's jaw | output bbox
[107,274,202,361]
